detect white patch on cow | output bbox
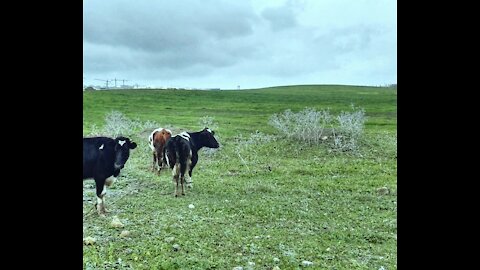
[148,139,155,150]
[178,132,190,141]
[165,154,170,167]
[101,185,107,196]
[99,144,104,150]
[118,140,126,146]
[206,128,212,133]
[186,175,193,188]
[172,164,180,176]
[97,196,103,205]
[105,176,116,187]
[149,128,162,149]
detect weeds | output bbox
[234,130,277,174]
[87,111,161,138]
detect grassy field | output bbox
[83,85,397,269]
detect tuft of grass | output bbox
[234,130,277,175]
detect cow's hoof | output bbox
[97,209,107,217]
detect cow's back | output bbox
[164,135,191,168]
[153,129,172,149]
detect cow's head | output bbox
[200,128,220,148]
[113,136,137,170]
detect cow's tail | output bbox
[164,146,170,168]
[177,141,191,178]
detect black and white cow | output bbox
[163,128,219,196]
[83,136,137,215]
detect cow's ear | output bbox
[129,142,137,149]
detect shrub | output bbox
[198,116,218,131]
[269,108,333,145]
[102,111,137,137]
[269,106,367,153]
[331,106,366,152]
[87,111,155,138]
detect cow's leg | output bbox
[180,157,189,195]
[187,156,196,189]
[180,174,185,196]
[156,149,163,174]
[173,164,180,197]
[152,152,158,172]
[186,169,193,189]
[94,179,107,216]
[152,150,160,171]
[156,147,163,172]
[174,174,180,197]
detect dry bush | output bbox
[269,106,367,153]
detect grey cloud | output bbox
[261,4,298,31]
[84,0,257,52]
[83,0,261,75]
[314,25,384,54]
[219,24,391,79]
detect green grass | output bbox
[83,85,397,269]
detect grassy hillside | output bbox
[83,85,396,137]
[83,85,397,269]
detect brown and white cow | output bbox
[148,128,172,172]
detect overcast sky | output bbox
[83,0,396,89]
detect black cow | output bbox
[163,128,219,196]
[83,136,137,215]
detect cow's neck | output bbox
[188,132,203,153]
